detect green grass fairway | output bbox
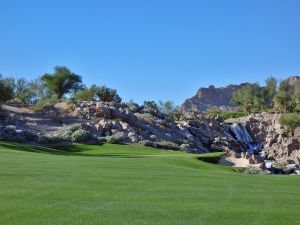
[0,141,299,225]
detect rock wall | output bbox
[237,113,300,165]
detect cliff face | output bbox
[286,76,300,85]
[181,83,249,113]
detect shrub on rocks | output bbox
[97,137,107,144]
[54,124,82,141]
[71,129,91,143]
[157,141,180,150]
[106,132,126,144]
[126,100,140,113]
[139,140,157,147]
[180,144,190,151]
[106,136,120,144]
[235,167,271,175]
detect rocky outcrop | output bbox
[181,83,249,113]
[234,113,300,165]
[71,101,234,153]
[286,76,300,85]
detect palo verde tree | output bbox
[41,66,82,99]
[274,80,296,112]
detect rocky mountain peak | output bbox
[181,83,249,113]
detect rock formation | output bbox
[227,113,300,166]
[181,83,249,113]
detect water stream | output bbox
[230,123,263,154]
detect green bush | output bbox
[157,141,180,150]
[97,137,107,143]
[32,97,59,111]
[219,111,247,120]
[293,105,300,113]
[139,140,157,147]
[127,100,140,113]
[105,132,125,144]
[54,125,82,141]
[140,113,154,123]
[279,113,300,136]
[70,129,90,143]
[235,167,271,175]
[180,144,190,151]
[106,136,120,144]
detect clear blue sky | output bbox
[1,0,300,105]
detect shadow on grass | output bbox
[197,154,222,164]
[0,141,143,159]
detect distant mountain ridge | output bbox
[181,76,300,113]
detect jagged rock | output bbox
[181,83,249,113]
[231,113,300,165]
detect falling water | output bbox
[230,123,263,154]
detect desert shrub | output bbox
[71,129,91,143]
[157,141,180,150]
[142,101,158,113]
[204,106,220,119]
[97,137,107,143]
[235,167,271,175]
[32,96,59,111]
[139,140,157,147]
[180,144,190,151]
[94,85,122,103]
[54,124,81,141]
[219,111,247,120]
[73,88,96,101]
[127,100,140,113]
[169,110,183,121]
[105,132,125,144]
[140,113,154,123]
[106,136,120,144]
[279,113,300,136]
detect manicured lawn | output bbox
[0,141,299,225]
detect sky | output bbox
[1,0,300,105]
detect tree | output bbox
[94,85,122,103]
[28,78,49,102]
[158,100,176,115]
[158,100,181,120]
[14,78,37,103]
[143,101,159,112]
[73,85,97,101]
[293,80,300,104]
[274,80,296,112]
[232,84,258,112]
[279,113,300,136]
[41,66,82,99]
[0,77,14,102]
[265,76,277,106]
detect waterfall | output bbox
[230,123,262,154]
[230,123,253,143]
